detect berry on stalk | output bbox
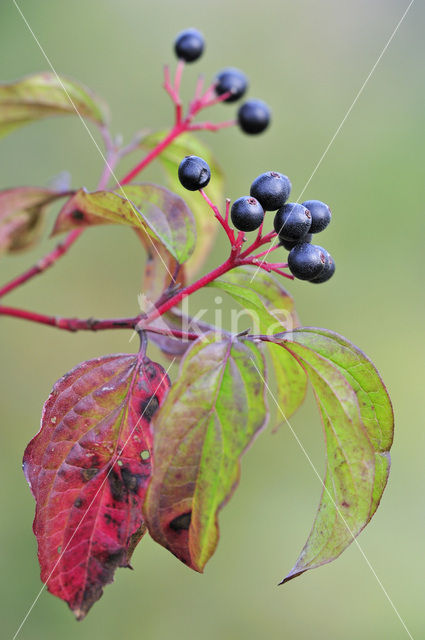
[302,200,332,234]
[288,243,327,281]
[274,203,312,242]
[174,29,205,63]
[178,155,211,191]
[230,196,265,232]
[237,99,271,134]
[214,68,248,103]
[250,171,291,211]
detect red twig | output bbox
[143,325,200,341]
[0,305,137,332]
[251,244,281,259]
[199,189,236,246]
[188,120,236,132]
[239,230,277,259]
[143,258,235,324]
[224,198,231,224]
[120,126,182,185]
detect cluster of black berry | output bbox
[232,171,335,284]
[174,28,270,135]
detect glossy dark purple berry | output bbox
[237,99,271,134]
[214,68,248,103]
[274,203,312,242]
[178,155,211,191]
[311,251,335,283]
[302,200,331,233]
[250,171,291,211]
[279,233,312,251]
[174,29,204,63]
[231,196,264,232]
[288,243,327,281]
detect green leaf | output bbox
[144,333,268,571]
[208,265,298,333]
[142,131,224,277]
[52,184,196,264]
[270,328,393,583]
[0,72,109,138]
[208,265,307,419]
[0,186,69,255]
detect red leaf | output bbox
[23,353,170,619]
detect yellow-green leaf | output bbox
[52,184,196,264]
[0,72,109,138]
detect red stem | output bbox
[144,325,199,341]
[239,230,277,259]
[0,304,202,339]
[199,189,236,245]
[0,305,136,332]
[120,126,183,185]
[143,258,235,324]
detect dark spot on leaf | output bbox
[74,497,83,508]
[341,501,350,508]
[169,512,192,531]
[121,467,145,493]
[104,513,120,527]
[140,395,159,421]
[103,549,125,569]
[71,209,84,220]
[108,469,125,502]
[145,363,158,380]
[81,467,99,483]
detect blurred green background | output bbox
[1,1,424,638]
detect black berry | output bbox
[302,200,331,234]
[250,172,291,211]
[288,243,327,281]
[174,29,204,63]
[274,203,312,242]
[279,233,312,251]
[231,196,264,232]
[178,155,211,191]
[237,99,271,134]
[311,251,335,283]
[214,68,248,103]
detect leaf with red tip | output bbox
[144,333,268,572]
[23,353,170,619]
[52,184,196,264]
[0,186,70,255]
